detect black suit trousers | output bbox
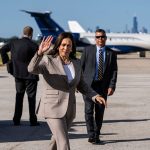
[83,81,107,138]
[13,78,38,123]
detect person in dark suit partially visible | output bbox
[0,26,39,126]
[81,29,118,144]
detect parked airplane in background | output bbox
[22,10,150,53]
[68,21,150,53]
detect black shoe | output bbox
[30,122,40,126]
[95,137,101,144]
[88,137,96,144]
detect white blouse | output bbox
[63,62,75,83]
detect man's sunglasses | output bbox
[95,36,106,39]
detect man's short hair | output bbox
[23,26,33,36]
[95,29,106,35]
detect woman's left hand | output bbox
[95,96,106,106]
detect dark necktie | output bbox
[98,49,103,80]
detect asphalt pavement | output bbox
[0,52,150,150]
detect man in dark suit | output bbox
[81,29,118,143]
[0,26,39,126]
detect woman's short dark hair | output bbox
[51,32,76,59]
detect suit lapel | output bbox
[104,47,110,71]
[49,56,80,86]
[51,55,66,75]
[47,55,69,84]
[93,46,97,65]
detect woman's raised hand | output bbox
[38,36,53,56]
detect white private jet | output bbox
[68,21,150,53]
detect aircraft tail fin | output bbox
[21,10,64,37]
[68,21,86,33]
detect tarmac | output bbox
[0,52,150,150]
